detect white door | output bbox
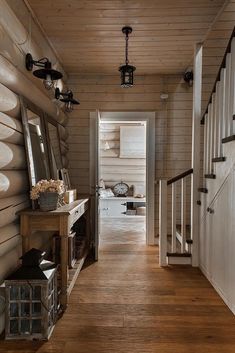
[90,110,101,260]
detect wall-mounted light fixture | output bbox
[119,26,136,88]
[183,70,193,87]
[25,53,63,90]
[55,88,80,112]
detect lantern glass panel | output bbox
[10,286,20,300]
[21,319,30,334]
[32,319,41,333]
[10,303,19,317]
[20,286,30,300]
[32,286,41,300]
[21,303,30,317]
[10,320,19,334]
[32,302,41,316]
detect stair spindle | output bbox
[214,81,220,158]
[220,68,226,144]
[230,38,235,135]
[159,180,168,266]
[171,183,176,253]
[224,53,232,138]
[181,178,186,253]
[207,104,212,174]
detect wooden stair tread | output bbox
[222,135,235,144]
[198,187,208,193]
[212,156,226,162]
[167,252,191,257]
[205,174,216,179]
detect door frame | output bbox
[90,111,156,246]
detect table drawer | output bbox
[71,201,88,224]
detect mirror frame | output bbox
[44,114,63,180]
[20,96,50,189]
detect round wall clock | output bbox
[113,182,129,197]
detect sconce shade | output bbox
[55,88,79,112]
[59,97,80,105]
[119,64,136,88]
[33,68,62,81]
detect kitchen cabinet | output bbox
[100,197,146,218]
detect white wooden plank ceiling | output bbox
[26,0,226,75]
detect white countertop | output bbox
[100,196,146,202]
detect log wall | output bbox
[0,1,70,333]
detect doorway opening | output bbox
[99,119,147,245]
[90,111,155,260]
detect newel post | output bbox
[191,43,203,267]
[159,179,168,266]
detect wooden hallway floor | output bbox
[1,221,235,353]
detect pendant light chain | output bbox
[125,32,129,65]
[119,26,135,87]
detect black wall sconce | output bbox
[55,88,80,112]
[119,26,136,88]
[183,70,193,87]
[25,53,63,90]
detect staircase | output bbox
[159,169,193,266]
[159,27,235,267]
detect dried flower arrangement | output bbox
[30,179,65,200]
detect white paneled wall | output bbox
[100,122,146,191]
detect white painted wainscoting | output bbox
[200,141,235,314]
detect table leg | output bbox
[20,214,31,253]
[59,216,69,310]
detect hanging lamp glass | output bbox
[119,26,136,88]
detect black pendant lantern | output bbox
[119,26,136,88]
[26,53,63,90]
[55,88,80,113]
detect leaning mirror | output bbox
[44,115,63,180]
[20,97,50,187]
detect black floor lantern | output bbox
[119,26,136,88]
[5,248,57,340]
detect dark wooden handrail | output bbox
[167,168,193,185]
[201,26,235,124]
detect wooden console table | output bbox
[19,199,90,309]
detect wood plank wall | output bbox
[67,74,193,237]
[100,122,146,191]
